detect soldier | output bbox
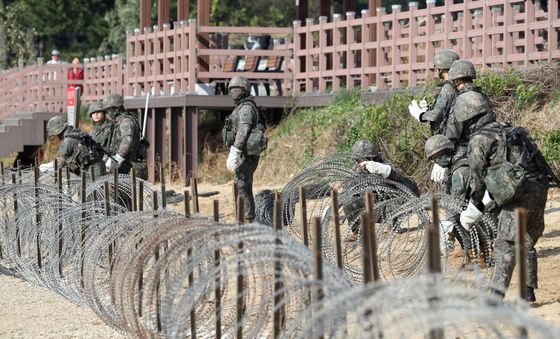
[344,140,420,242]
[39,116,105,176]
[454,90,551,302]
[103,93,148,180]
[409,49,460,183]
[88,102,113,153]
[223,76,267,222]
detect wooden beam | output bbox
[140,0,152,28]
[297,0,309,24]
[158,0,170,26]
[369,0,379,13]
[177,0,190,21]
[320,0,331,18]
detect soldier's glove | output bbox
[106,154,125,172]
[419,99,429,111]
[39,162,55,173]
[226,146,243,172]
[430,163,448,183]
[482,190,495,210]
[359,161,392,178]
[408,100,424,122]
[459,201,483,232]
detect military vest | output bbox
[63,128,104,174]
[223,97,268,155]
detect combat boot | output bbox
[526,286,536,302]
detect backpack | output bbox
[223,99,268,155]
[476,123,536,205]
[65,129,104,173]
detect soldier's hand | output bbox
[359,161,392,178]
[39,162,55,173]
[419,98,429,111]
[430,163,447,183]
[408,100,424,122]
[226,146,243,172]
[459,201,483,232]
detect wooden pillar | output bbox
[343,0,356,13]
[197,0,210,77]
[158,0,170,26]
[297,0,309,25]
[368,0,378,12]
[177,0,190,21]
[320,0,331,18]
[170,107,185,181]
[184,107,198,185]
[140,0,152,28]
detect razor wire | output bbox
[0,169,558,338]
[256,154,497,284]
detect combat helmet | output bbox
[46,116,68,137]
[433,49,460,70]
[88,102,105,116]
[424,134,454,159]
[453,91,493,123]
[102,93,124,110]
[228,76,251,93]
[448,60,477,81]
[351,140,378,161]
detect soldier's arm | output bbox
[467,135,494,209]
[445,115,463,143]
[117,118,136,158]
[57,139,73,167]
[233,104,255,151]
[421,83,455,123]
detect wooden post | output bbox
[515,208,528,300]
[273,192,285,338]
[232,182,239,220]
[12,173,21,257]
[361,213,373,284]
[53,159,58,184]
[312,216,324,339]
[213,199,221,338]
[157,0,170,26]
[34,165,42,269]
[0,161,3,177]
[191,176,199,213]
[152,190,162,332]
[131,168,138,211]
[177,0,190,21]
[331,189,343,269]
[139,181,145,212]
[140,0,152,29]
[66,167,70,191]
[79,171,87,282]
[236,196,244,339]
[160,165,166,209]
[90,166,97,204]
[299,186,309,247]
[113,169,119,212]
[188,244,196,338]
[184,190,191,217]
[428,196,443,339]
[365,192,379,281]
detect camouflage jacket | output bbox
[422,80,457,135]
[467,121,543,208]
[89,119,114,153]
[108,112,141,161]
[59,127,102,174]
[228,96,262,152]
[358,161,420,197]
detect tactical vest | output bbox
[223,98,268,155]
[109,113,148,161]
[64,129,104,174]
[474,122,543,205]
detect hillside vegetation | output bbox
[200,63,560,189]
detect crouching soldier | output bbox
[344,140,420,242]
[40,116,105,176]
[454,91,554,302]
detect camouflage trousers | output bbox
[234,155,260,219]
[491,178,548,291]
[446,165,472,248]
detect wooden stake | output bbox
[34,166,42,269]
[160,165,166,209]
[515,208,528,300]
[213,199,219,223]
[428,196,442,273]
[273,193,285,338]
[236,195,245,339]
[312,216,324,339]
[113,168,119,212]
[192,176,200,213]
[232,182,239,219]
[365,192,379,282]
[361,213,373,284]
[331,189,343,269]
[299,186,309,247]
[131,168,137,211]
[139,181,144,212]
[213,199,221,338]
[12,173,21,257]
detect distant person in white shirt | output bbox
[46,49,65,64]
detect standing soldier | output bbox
[88,102,113,153]
[454,90,553,302]
[103,93,148,180]
[409,49,460,183]
[39,116,105,176]
[223,76,267,222]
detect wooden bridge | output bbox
[0,0,558,182]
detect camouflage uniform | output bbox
[345,140,420,233]
[104,94,148,180]
[46,117,104,176]
[467,121,548,292]
[421,49,460,135]
[228,96,262,220]
[88,102,114,154]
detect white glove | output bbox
[226,146,243,172]
[359,161,392,178]
[39,162,55,173]
[430,163,448,183]
[408,100,424,122]
[439,220,455,255]
[105,154,125,172]
[419,99,429,111]
[482,190,493,209]
[459,201,483,232]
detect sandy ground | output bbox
[1,182,559,336]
